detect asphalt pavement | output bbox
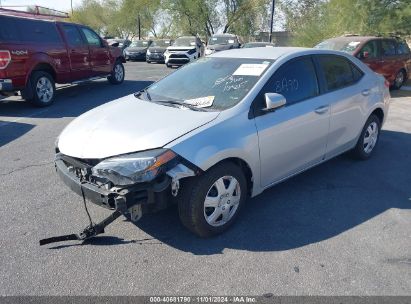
[0,61,410,296]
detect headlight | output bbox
[187,48,196,55]
[146,49,151,55]
[125,50,130,55]
[205,49,214,55]
[92,149,177,186]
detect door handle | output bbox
[362,89,371,96]
[314,105,329,114]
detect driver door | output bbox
[253,56,330,187]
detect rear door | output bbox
[60,24,92,80]
[253,56,330,187]
[380,39,401,83]
[79,27,112,75]
[314,55,368,158]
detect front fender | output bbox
[166,111,263,197]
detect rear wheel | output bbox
[108,61,125,84]
[178,162,247,237]
[26,71,56,107]
[351,114,381,160]
[392,70,406,90]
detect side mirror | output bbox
[264,93,286,112]
[361,51,369,59]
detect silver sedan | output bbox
[55,47,390,237]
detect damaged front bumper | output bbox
[55,153,195,214]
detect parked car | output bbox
[205,33,241,56]
[146,39,174,63]
[124,40,153,61]
[164,36,204,67]
[0,14,125,107]
[55,47,390,237]
[315,35,411,89]
[243,42,276,48]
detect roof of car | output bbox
[324,35,392,42]
[211,47,311,59]
[212,33,236,37]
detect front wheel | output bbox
[178,162,247,237]
[108,61,125,84]
[351,114,381,160]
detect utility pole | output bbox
[71,0,73,15]
[268,0,275,43]
[137,14,141,40]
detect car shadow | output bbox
[0,80,153,119]
[128,129,410,255]
[0,120,35,147]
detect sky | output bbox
[0,0,82,13]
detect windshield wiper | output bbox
[151,99,208,112]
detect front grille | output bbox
[169,54,188,59]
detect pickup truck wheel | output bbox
[108,61,125,84]
[27,71,56,107]
[351,114,381,160]
[178,162,247,237]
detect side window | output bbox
[265,57,319,105]
[0,16,21,42]
[81,28,102,47]
[381,40,396,56]
[18,19,61,43]
[62,25,84,47]
[359,40,380,59]
[317,55,359,91]
[397,41,410,55]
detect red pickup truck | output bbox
[0,14,125,106]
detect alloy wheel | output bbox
[363,121,379,154]
[36,77,53,103]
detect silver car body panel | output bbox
[58,95,219,159]
[58,47,390,197]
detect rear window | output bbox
[0,16,61,44]
[317,55,363,91]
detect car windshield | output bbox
[142,57,273,111]
[315,40,362,54]
[130,40,150,47]
[151,40,171,47]
[173,37,196,47]
[208,36,237,45]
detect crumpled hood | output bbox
[58,95,219,159]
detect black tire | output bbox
[146,60,151,63]
[166,63,171,68]
[392,70,406,90]
[178,162,247,237]
[351,114,381,160]
[108,61,125,84]
[26,71,56,107]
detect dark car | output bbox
[243,42,276,48]
[0,13,125,107]
[205,34,241,56]
[146,39,173,63]
[315,35,411,89]
[124,40,152,61]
